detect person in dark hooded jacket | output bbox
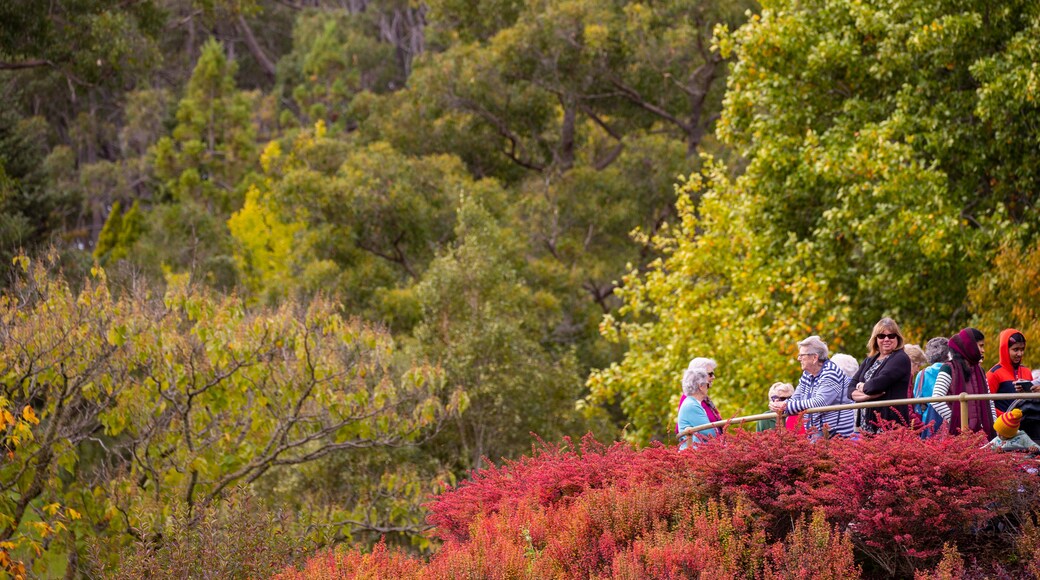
[932,328,996,438]
[987,329,1039,441]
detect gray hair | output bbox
[925,337,949,364]
[829,353,859,378]
[682,368,710,396]
[797,335,829,361]
[768,382,794,398]
[687,357,717,372]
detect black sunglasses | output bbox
[770,395,790,402]
[876,333,898,340]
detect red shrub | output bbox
[683,427,838,536]
[274,539,422,580]
[811,428,1033,576]
[288,431,1040,579]
[426,434,697,543]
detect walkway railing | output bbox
[679,392,1040,438]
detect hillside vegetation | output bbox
[2,0,1040,576]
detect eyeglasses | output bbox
[770,396,790,402]
[707,371,715,377]
[877,333,898,340]
[796,353,816,359]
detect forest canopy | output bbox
[2,0,1040,576]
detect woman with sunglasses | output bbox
[675,357,721,435]
[849,317,912,432]
[677,368,719,449]
[770,336,855,438]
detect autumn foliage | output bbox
[279,429,1040,578]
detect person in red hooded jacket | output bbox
[987,329,1039,440]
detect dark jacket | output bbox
[850,348,912,427]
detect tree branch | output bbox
[235,14,277,81]
[0,59,53,70]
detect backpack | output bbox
[914,363,945,438]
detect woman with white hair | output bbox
[770,335,856,439]
[675,357,720,433]
[677,368,719,449]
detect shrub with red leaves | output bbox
[811,428,1035,576]
[683,427,838,536]
[425,433,697,543]
[282,429,1040,579]
[275,540,422,580]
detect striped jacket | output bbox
[787,359,856,438]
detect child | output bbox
[988,408,1040,453]
[987,329,1039,440]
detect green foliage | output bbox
[93,202,123,262]
[0,113,78,281]
[412,200,593,470]
[588,161,851,442]
[0,254,461,574]
[153,39,257,213]
[0,0,163,87]
[277,10,403,131]
[592,0,1040,443]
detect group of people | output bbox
[677,318,1040,451]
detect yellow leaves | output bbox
[583,23,608,51]
[0,408,14,430]
[260,140,282,174]
[11,255,30,273]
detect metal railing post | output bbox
[959,393,970,432]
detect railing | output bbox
[679,392,1040,438]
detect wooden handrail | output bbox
[678,392,1040,438]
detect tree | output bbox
[588,0,1040,443]
[411,200,595,470]
[276,9,405,131]
[0,254,462,575]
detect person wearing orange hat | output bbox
[988,408,1040,452]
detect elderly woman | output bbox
[675,357,720,432]
[849,318,912,432]
[770,336,855,439]
[914,336,950,437]
[756,382,802,432]
[830,353,860,379]
[677,368,719,449]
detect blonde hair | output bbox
[867,317,905,358]
[904,344,927,368]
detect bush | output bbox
[811,428,1037,576]
[89,488,309,579]
[285,429,1040,579]
[425,434,698,543]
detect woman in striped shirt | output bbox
[770,336,856,439]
